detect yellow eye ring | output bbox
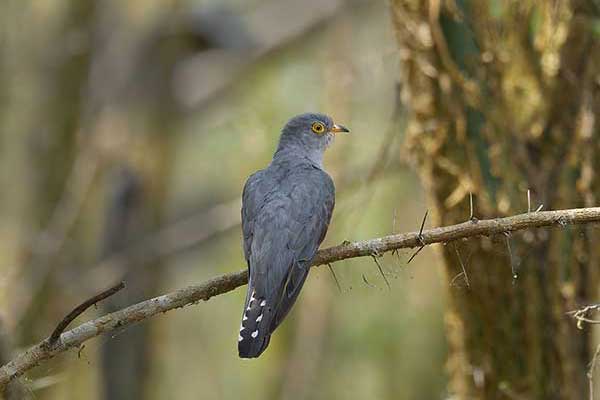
[311,122,326,134]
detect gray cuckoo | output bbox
[238,113,349,358]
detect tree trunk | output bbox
[99,166,150,400]
[391,1,600,398]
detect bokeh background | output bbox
[0,1,448,399]
[4,0,599,398]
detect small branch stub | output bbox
[48,281,126,346]
[568,303,600,329]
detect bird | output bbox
[238,113,349,358]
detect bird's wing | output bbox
[238,166,334,357]
[241,169,269,263]
[270,168,335,330]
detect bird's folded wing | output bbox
[243,167,334,331]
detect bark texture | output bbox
[391,1,600,398]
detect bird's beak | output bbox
[331,123,350,134]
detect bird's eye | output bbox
[311,122,326,134]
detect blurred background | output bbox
[4,0,599,398]
[0,0,448,399]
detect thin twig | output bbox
[408,210,429,264]
[504,233,517,280]
[528,190,544,213]
[391,249,402,267]
[418,210,429,243]
[371,256,391,289]
[48,282,126,346]
[361,274,376,288]
[453,243,470,288]
[407,246,425,264]
[568,303,600,329]
[469,192,475,221]
[450,272,467,288]
[327,263,342,293]
[2,207,600,387]
[390,209,404,269]
[589,345,600,400]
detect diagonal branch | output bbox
[1,207,600,388]
[48,282,125,345]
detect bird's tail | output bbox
[238,286,272,358]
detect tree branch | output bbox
[48,281,125,345]
[2,207,600,388]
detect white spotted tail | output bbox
[238,286,271,358]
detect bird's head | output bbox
[277,113,349,159]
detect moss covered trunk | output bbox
[391,1,600,398]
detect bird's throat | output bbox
[272,146,324,169]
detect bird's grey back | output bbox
[241,158,334,266]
